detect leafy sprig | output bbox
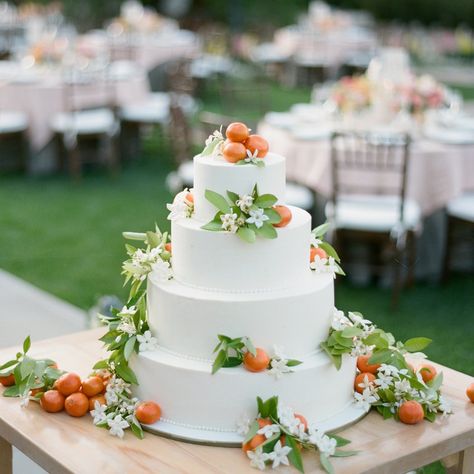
[244,396,357,474]
[212,335,256,374]
[202,184,282,243]
[0,336,63,400]
[311,223,345,276]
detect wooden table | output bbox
[0,329,473,474]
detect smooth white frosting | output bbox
[193,152,286,223]
[147,271,334,360]
[131,350,356,432]
[171,206,312,291]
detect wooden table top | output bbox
[0,329,473,474]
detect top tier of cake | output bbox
[193,152,286,223]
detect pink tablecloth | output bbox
[0,73,149,150]
[258,121,474,215]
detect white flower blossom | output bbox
[310,234,322,248]
[236,414,251,436]
[247,447,271,471]
[268,357,292,379]
[438,396,453,415]
[309,430,337,456]
[354,387,379,411]
[107,414,129,438]
[267,440,292,468]
[356,374,376,392]
[236,194,254,213]
[257,423,281,439]
[220,213,239,233]
[152,259,173,281]
[244,148,264,165]
[167,188,194,221]
[374,372,393,390]
[205,128,224,146]
[331,308,352,330]
[119,305,137,316]
[246,208,269,229]
[394,379,418,400]
[137,330,159,352]
[91,400,108,424]
[117,321,136,335]
[417,391,438,413]
[350,338,372,357]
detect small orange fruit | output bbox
[226,122,249,143]
[466,383,474,403]
[357,354,381,375]
[89,394,107,411]
[164,243,172,253]
[30,387,44,397]
[354,372,376,394]
[64,392,89,417]
[56,373,82,396]
[82,376,104,397]
[40,390,65,413]
[245,134,269,158]
[135,401,161,424]
[243,348,270,373]
[242,434,266,452]
[294,414,308,431]
[222,141,247,163]
[273,205,292,228]
[398,400,424,424]
[419,364,437,383]
[185,193,194,203]
[310,247,328,263]
[0,374,15,387]
[257,418,271,428]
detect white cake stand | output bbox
[142,402,369,447]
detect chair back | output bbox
[330,130,411,224]
[168,96,192,166]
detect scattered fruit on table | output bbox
[354,372,376,394]
[226,122,249,143]
[310,246,328,263]
[64,392,89,417]
[222,141,247,163]
[294,413,308,431]
[356,354,381,375]
[398,400,424,425]
[40,390,65,413]
[56,372,82,396]
[89,394,107,411]
[419,363,437,383]
[273,205,292,228]
[135,401,162,425]
[466,382,474,403]
[0,374,15,387]
[257,417,271,428]
[81,376,104,397]
[243,348,270,373]
[242,433,266,452]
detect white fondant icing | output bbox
[147,271,334,360]
[171,206,312,291]
[130,349,357,432]
[193,152,286,223]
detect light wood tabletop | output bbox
[0,329,473,474]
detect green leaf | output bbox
[254,194,278,208]
[368,349,395,365]
[341,327,363,338]
[201,136,223,156]
[130,420,145,439]
[122,231,147,241]
[124,336,137,361]
[403,337,432,353]
[312,223,330,237]
[320,342,342,370]
[2,385,20,397]
[319,453,334,474]
[93,360,109,370]
[212,350,227,375]
[255,222,278,239]
[329,434,351,447]
[0,360,17,374]
[264,208,282,224]
[222,357,243,368]
[115,363,138,385]
[237,227,256,243]
[258,396,279,419]
[425,410,436,422]
[318,241,341,263]
[204,189,231,214]
[332,449,358,457]
[243,420,259,444]
[286,435,305,473]
[23,336,31,354]
[427,371,443,392]
[227,190,239,203]
[286,359,303,367]
[201,220,223,232]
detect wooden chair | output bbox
[51,65,119,180]
[442,193,474,282]
[326,131,421,308]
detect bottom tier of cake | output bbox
[130,349,367,446]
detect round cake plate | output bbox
[143,403,369,447]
